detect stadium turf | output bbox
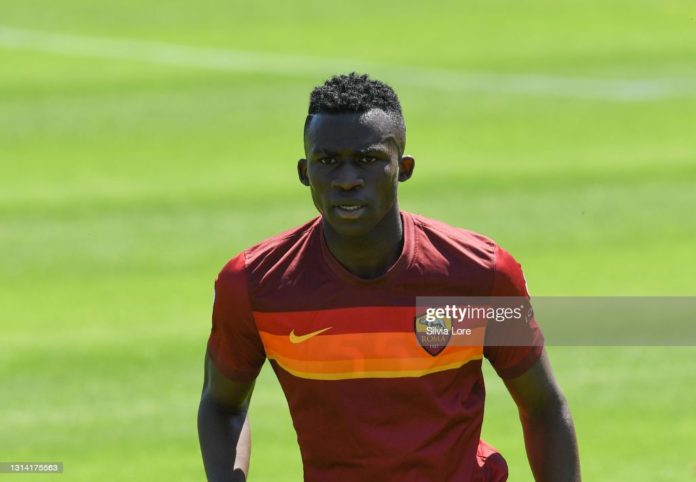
[1,1,695,480]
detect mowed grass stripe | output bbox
[2,26,696,100]
[2,1,695,480]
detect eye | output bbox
[318,157,336,166]
[360,156,378,164]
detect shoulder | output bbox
[407,211,497,266]
[405,212,528,295]
[217,216,322,285]
[491,244,530,297]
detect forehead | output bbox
[305,109,397,153]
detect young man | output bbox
[198,73,581,482]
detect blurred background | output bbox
[1,0,695,480]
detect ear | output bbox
[297,158,310,186]
[398,155,415,182]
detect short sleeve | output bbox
[483,245,544,379]
[207,252,266,382]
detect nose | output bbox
[330,162,365,191]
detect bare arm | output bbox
[503,350,581,482]
[198,351,256,482]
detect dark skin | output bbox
[297,109,414,278]
[198,354,252,482]
[504,351,582,481]
[198,108,581,481]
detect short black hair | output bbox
[308,72,403,115]
[305,73,406,154]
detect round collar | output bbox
[319,211,415,285]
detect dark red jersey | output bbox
[208,212,543,481]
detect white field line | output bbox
[0,26,694,101]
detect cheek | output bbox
[309,185,325,214]
[375,168,399,206]
[383,165,400,190]
[387,161,401,180]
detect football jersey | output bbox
[207,211,543,481]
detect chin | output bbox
[323,215,375,237]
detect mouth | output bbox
[333,203,367,219]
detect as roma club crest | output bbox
[414,312,452,356]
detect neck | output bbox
[322,206,404,280]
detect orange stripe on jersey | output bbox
[258,330,485,361]
[268,347,483,373]
[271,353,483,380]
[258,330,485,379]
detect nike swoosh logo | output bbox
[289,327,332,344]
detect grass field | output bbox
[1,1,695,480]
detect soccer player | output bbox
[198,73,581,481]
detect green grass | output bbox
[1,1,695,480]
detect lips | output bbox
[332,202,367,219]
